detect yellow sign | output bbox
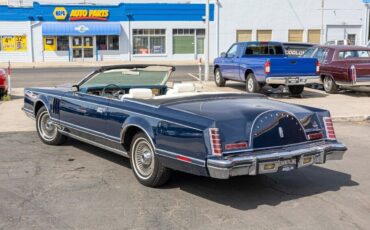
[14,36,27,51]
[44,36,57,51]
[1,36,15,51]
[70,9,109,21]
[53,7,68,20]
[1,35,27,52]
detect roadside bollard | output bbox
[198,58,202,82]
[7,61,11,96]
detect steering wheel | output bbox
[102,84,125,99]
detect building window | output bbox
[347,34,356,45]
[308,30,321,44]
[288,30,304,42]
[133,29,166,54]
[43,36,69,51]
[257,30,272,41]
[236,30,252,42]
[57,36,69,51]
[96,35,119,50]
[173,29,205,54]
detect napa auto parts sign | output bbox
[53,7,109,21]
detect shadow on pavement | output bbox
[66,138,358,211]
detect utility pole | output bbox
[204,0,210,81]
[321,0,325,44]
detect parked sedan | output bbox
[0,69,8,99]
[23,65,347,187]
[302,45,370,93]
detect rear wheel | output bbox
[288,85,305,96]
[214,68,226,87]
[130,132,171,187]
[323,75,338,94]
[246,73,261,93]
[36,107,66,145]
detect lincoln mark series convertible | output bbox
[23,65,347,187]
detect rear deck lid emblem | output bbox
[279,127,284,138]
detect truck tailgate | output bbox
[269,57,317,76]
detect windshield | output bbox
[337,50,370,59]
[80,66,172,88]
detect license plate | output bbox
[286,77,300,84]
[278,158,297,172]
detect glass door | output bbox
[83,36,94,59]
[72,36,83,60]
[72,36,94,61]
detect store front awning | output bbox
[42,22,122,36]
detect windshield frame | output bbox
[77,65,175,89]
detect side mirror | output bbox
[221,52,226,58]
[71,85,79,93]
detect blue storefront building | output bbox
[0,2,214,62]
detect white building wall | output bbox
[0,21,32,62]
[216,0,367,55]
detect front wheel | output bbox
[246,73,261,93]
[323,75,338,94]
[288,85,305,96]
[214,68,226,87]
[130,132,171,187]
[36,107,66,145]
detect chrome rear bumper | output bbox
[266,76,321,85]
[207,142,347,179]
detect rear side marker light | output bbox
[176,155,192,163]
[265,61,271,74]
[209,128,222,156]
[323,117,336,140]
[316,61,320,74]
[307,132,323,140]
[225,142,248,151]
[351,65,357,83]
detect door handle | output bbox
[96,107,106,113]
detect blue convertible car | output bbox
[23,65,347,187]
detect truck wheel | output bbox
[288,85,305,96]
[36,106,66,145]
[214,68,226,87]
[323,75,338,94]
[130,132,171,187]
[246,73,261,93]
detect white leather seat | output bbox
[166,83,196,95]
[121,88,153,100]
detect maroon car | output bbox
[0,69,8,99]
[302,45,370,93]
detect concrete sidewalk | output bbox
[0,60,200,69]
[1,85,369,133]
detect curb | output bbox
[332,115,370,122]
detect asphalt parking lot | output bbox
[1,118,370,229]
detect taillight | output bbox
[225,142,248,151]
[265,61,271,74]
[209,128,222,156]
[307,132,323,140]
[323,117,336,140]
[316,61,320,74]
[350,65,357,84]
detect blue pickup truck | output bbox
[214,41,321,95]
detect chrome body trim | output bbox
[22,107,35,119]
[59,130,129,157]
[266,76,321,85]
[156,148,206,167]
[207,142,347,179]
